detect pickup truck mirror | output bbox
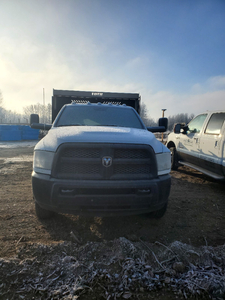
[147,117,168,133]
[174,123,181,133]
[174,123,189,134]
[159,117,168,130]
[30,114,39,124]
[30,114,52,130]
[181,125,189,134]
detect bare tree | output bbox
[0,90,5,123]
[0,91,3,108]
[23,103,52,124]
[140,102,157,127]
[168,113,194,131]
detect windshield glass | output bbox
[55,105,144,129]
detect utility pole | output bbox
[43,88,45,123]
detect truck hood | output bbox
[35,126,167,154]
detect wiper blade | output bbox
[97,124,119,127]
[57,124,119,127]
[57,124,84,127]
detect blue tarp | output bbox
[0,125,40,141]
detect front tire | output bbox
[145,203,168,219]
[35,202,54,219]
[151,203,168,219]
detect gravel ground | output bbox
[0,143,225,299]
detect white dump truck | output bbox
[30,89,171,219]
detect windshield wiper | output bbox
[96,124,119,127]
[57,124,84,127]
[57,124,120,127]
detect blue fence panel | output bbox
[20,126,39,140]
[0,130,22,141]
[0,125,19,131]
[0,125,40,141]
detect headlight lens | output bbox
[156,152,171,176]
[33,150,54,175]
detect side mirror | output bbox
[30,113,51,130]
[181,125,189,134]
[159,117,168,131]
[30,114,39,125]
[147,117,168,133]
[174,123,181,134]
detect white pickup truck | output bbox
[167,110,225,180]
[30,90,171,219]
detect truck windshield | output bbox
[55,105,144,129]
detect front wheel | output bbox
[151,203,168,219]
[35,202,54,220]
[145,203,168,219]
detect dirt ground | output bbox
[0,143,225,299]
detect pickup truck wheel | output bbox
[170,147,179,170]
[35,202,54,219]
[151,203,168,219]
[145,203,168,219]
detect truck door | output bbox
[177,114,207,166]
[199,112,225,176]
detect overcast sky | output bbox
[0,0,225,119]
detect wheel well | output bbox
[167,141,176,149]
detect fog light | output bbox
[61,189,74,195]
[137,189,151,195]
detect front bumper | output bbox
[32,172,171,216]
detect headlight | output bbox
[33,150,54,175]
[156,152,171,176]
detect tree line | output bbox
[0,92,193,131]
[0,91,52,124]
[140,103,194,131]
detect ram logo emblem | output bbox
[102,156,112,167]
